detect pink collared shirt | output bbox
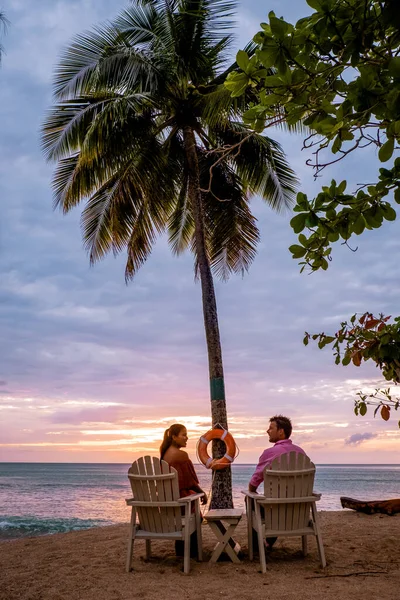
[249,439,306,490]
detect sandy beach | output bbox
[1,511,399,600]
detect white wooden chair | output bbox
[126,456,204,574]
[243,452,326,572]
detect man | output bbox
[249,414,305,492]
[248,415,306,550]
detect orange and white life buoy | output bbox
[198,428,236,470]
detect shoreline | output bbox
[1,511,399,600]
[2,502,400,542]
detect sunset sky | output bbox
[0,0,399,465]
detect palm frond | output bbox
[81,141,177,267]
[81,170,138,262]
[0,10,9,63]
[213,122,298,211]
[52,154,81,211]
[168,168,194,254]
[42,96,108,161]
[124,199,161,281]
[53,24,120,99]
[116,2,159,47]
[199,150,259,280]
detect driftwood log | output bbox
[340,496,400,515]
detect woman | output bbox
[160,424,207,504]
[160,424,207,558]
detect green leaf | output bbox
[353,214,366,235]
[296,192,309,210]
[359,402,367,416]
[337,180,347,194]
[269,16,290,39]
[306,0,323,9]
[290,213,307,233]
[257,48,280,69]
[332,135,342,154]
[261,93,282,106]
[236,50,249,72]
[328,231,340,242]
[388,57,400,78]
[289,244,307,258]
[225,73,250,97]
[303,335,309,346]
[320,257,328,270]
[382,205,396,221]
[263,75,284,87]
[378,138,395,163]
[305,212,319,227]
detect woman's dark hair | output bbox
[270,415,292,439]
[160,423,186,460]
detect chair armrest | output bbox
[125,497,134,505]
[254,496,319,504]
[242,490,266,500]
[312,492,322,500]
[178,493,204,503]
[126,500,181,507]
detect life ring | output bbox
[198,428,236,470]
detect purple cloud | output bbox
[345,432,378,446]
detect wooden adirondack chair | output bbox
[243,451,326,573]
[126,456,204,574]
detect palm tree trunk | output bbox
[183,125,233,509]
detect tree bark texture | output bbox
[183,125,233,509]
[340,496,400,515]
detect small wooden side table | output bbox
[205,508,243,563]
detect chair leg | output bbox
[183,507,191,574]
[316,530,326,567]
[145,540,151,559]
[246,496,254,561]
[254,502,267,574]
[311,503,326,568]
[196,504,203,562]
[302,535,308,556]
[126,510,136,572]
[183,531,191,574]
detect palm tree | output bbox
[41,0,297,508]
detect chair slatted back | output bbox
[262,452,315,531]
[128,456,182,533]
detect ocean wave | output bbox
[0,515,114,540]
[26,483,128,490]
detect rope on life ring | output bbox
[197,428,237,470]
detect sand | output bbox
[1,511,399,600]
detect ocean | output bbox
[1,463,399,540]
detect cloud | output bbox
[345,432,378,446]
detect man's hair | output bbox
[270,415,292,439]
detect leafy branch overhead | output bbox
[354,389,399,429]
[304,312,400,427]
[225,0,400,424]
[225,0,400,269]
